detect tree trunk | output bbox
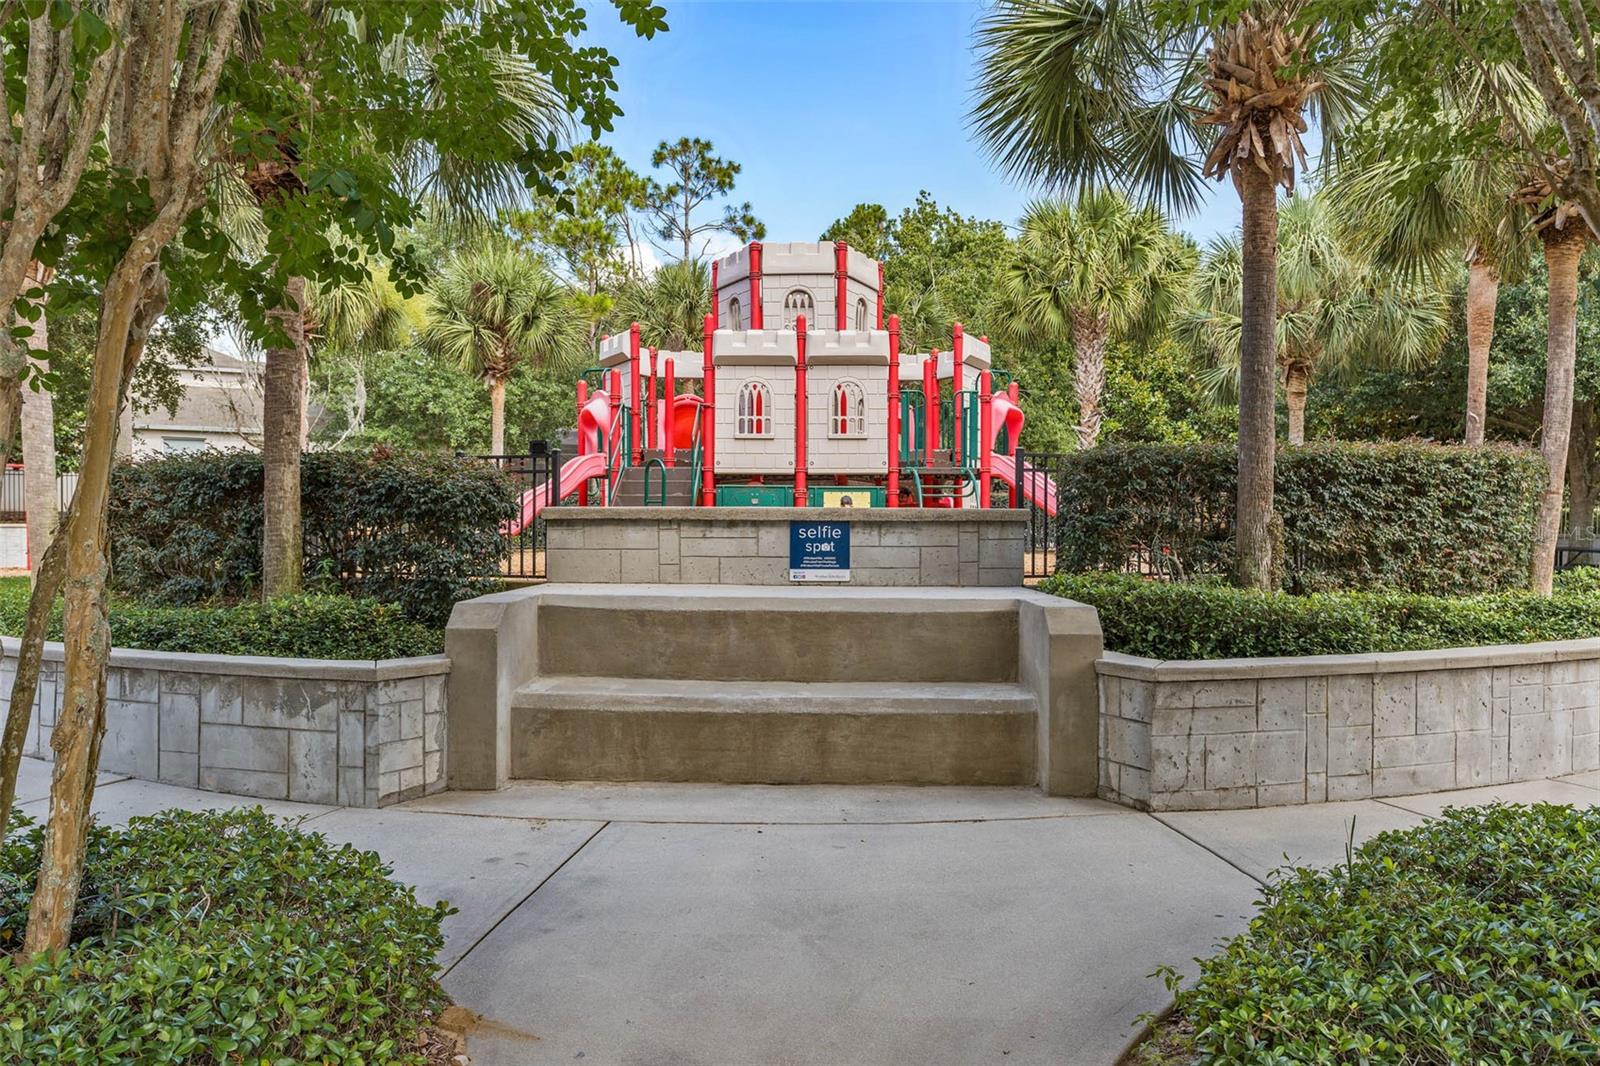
[21,262,59,576]
[1284,360,1311,446]
[1235,164,1280,590]
[1530,228,1588,595]
[0,512,67,835]
[23,264,166,953]
[489,375,507,455]
[262,275,307,599]
[1567,398,1598,538]
[1464,257,1499,446]
[1070,310,1109,449]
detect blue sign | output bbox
[789,521,851,582]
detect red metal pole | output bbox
[887,314,900,507]
[834,241,849,331]
[647,346,659,452]
[748,242,764,330]
[663,358,676,468]
[924,351,939,462]
[876,262,885,331]
[951,323,964,466]
[710,260,720,329]
[979,370,993,509]
[794,313,808,505]
[1008,381,1020,507]
[629,322,642,463]
[701,314,716,506]
[576,379,589,506]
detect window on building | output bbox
[830,380,867,438]
[727,297,743,331]
[736,380,772,437]
[782,288,814,330]
[854,298,869,332]
[162,436,209,453]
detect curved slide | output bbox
[988,391,1058,517]
[505,390,614,535]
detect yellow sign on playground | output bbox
[815,487,875,508]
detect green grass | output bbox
[0,577,443,660]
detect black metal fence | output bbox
[465,442,560,580]
[1012,449,1068,580]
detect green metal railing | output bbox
[641,457,668,506]
[687,404,706,506]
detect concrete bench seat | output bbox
[511,676,1037,785]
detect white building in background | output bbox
[118,345,265,456]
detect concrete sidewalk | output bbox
[13,757,1600,1066]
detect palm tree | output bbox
[1182,193,1451,444]
[613,259,710,350]
[996,190,1192,448]
[1327,72,1538,446]
[235,32,569,597]
[972,0,1365,589]
[1515,164,1594,593]
[422,245,578,455]
[308,264,423,446]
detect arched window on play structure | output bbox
[854,298,869,332]
[830,380,866,438]
[736,380,772,438]
[782,288,813,330]
[727,297,743,331]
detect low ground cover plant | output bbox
[1148,804,1600,1064]
[0,807,452,1064]
[0,577,443,659]
[1044,568,1600,659]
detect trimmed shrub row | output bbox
[0,579,442,660]
[110,448,519,626]
[1043,568,1600,660]
[1053,442,1544,595]
[1,808,451,1064]
[1159,803,1600,1063]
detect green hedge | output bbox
[110,448,518,625]
[1053,442,1543,594]
[1160,804,1600,1063]
[0,579,442,659]
[1043,569,1600,659]
[1,808,451,1064]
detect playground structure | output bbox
[507,240,1058,535]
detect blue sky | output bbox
[581,0,1241,255]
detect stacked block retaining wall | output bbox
[4,638,448,807]
[1097,643,1600,810]
[544,507,1025,585]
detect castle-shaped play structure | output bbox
[508,240,1058,529]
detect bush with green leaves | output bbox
[1163,803,1600,1063]
[0,808,451,1064]
[1053,442,1543,594]
[1044,569,1600,659]
[0,578,442,659]
[110,448,518,625]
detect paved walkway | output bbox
[14,757,1600,1066]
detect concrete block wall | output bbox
[544,507,1025,586]
[1096,645,1600,810]
[4,641,449,807]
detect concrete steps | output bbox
[511,677,1037,785]
[536,589,1019,684]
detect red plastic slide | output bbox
[988,391,1058,517]
[504,391,614,535]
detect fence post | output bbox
[548,441,561,507]
[1014,446,1024,509]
